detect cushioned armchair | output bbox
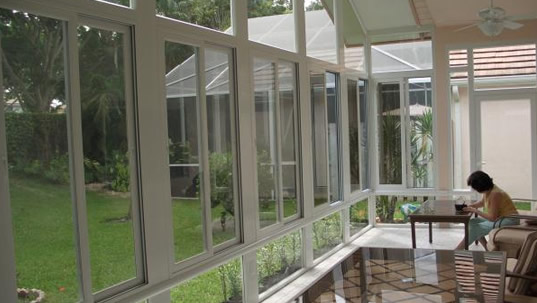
[487,214,537,302]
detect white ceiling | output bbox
[426,0,537,26]
[352,0,537,31]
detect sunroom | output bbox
[1,0,537,303]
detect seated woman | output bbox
[456,170,519,250]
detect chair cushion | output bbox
[488,227,534,258]
[508,231,537,295]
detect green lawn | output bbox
[10,175,246,302]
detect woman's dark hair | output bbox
[467,170,494,193]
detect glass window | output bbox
[254,58,278,227]
[408,78,433,188]
[248,0,295,52]
[313,212,342,259]
[96,0,130,7]
[347,79,360,192]
[78,23,141,292]
[372,40,432,73]
[376,195,431,224]
[473,44,536,90]
[165,42,239,260]
[327,72,340,202]
[257,230,302,294]
[205,47,239,246]
[359,80,370,189]
[279,62,299,219]
[377,83,402,185]
[449,49,468,69]
[2,9,80,302]
[305,1,336,64]
[349,198,369,236]
[165,42,205,262]
[170,258,242,303]
[311,71,341,206]
[311,72,328,206]
[254,58,300,227]
[450,72,470,190]
[156,0,232,34]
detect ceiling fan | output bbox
[456,0,524,37]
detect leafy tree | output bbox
[305,0,324,11]
[410,109,433,187]
[0,10,64,112]
[248,0,293,18]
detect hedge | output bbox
[5,112,68,166]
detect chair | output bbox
[487,214,537,302]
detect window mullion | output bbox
[323,73,331,204]
[123,23,145,286]
[404,79,412,188]
[274,61,284,223]
[198,46,214,255]
[66,17,95,302]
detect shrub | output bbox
[107,151,130,192]
[44,154,70,184]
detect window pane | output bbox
[372,40,432,73]
[348,79,360,192]
[78,24,140,291]
[156,0,232,34]
[310,72,328,206]
[313,212,342,259]
[473,44,536,90]
[349,199,369,236]
[164,41,205,262]
[359,80,369,189]
[257,230,302,294]
[376,195,431,224]
[96,0,130,7]
[254,58,278,227]
[408,78,433,188]
[326,72,340,202]
[305,1,336,64]
[205,47,238,246]
[248,0,295,52]
[279,62,299,218]
[2,10,80,302]
[449,49,468,68]
[170,258,242,303]
[377,83,402,185]
[450,72,470,190]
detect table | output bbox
[409,200,473,249]
[300,247,506,303]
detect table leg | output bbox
[429,222,433,243]
[411,220,416,248]
[464,222,469,250]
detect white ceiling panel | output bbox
[353,0,417,31]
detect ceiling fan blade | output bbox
[503,19,524,30]
[454,23,479,32]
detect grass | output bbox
[10,174,245,302]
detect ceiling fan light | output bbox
[479,20,504,36]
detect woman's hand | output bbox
[463,206,477,213]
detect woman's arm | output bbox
[469,200,484,209]
[464,193,500,221]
